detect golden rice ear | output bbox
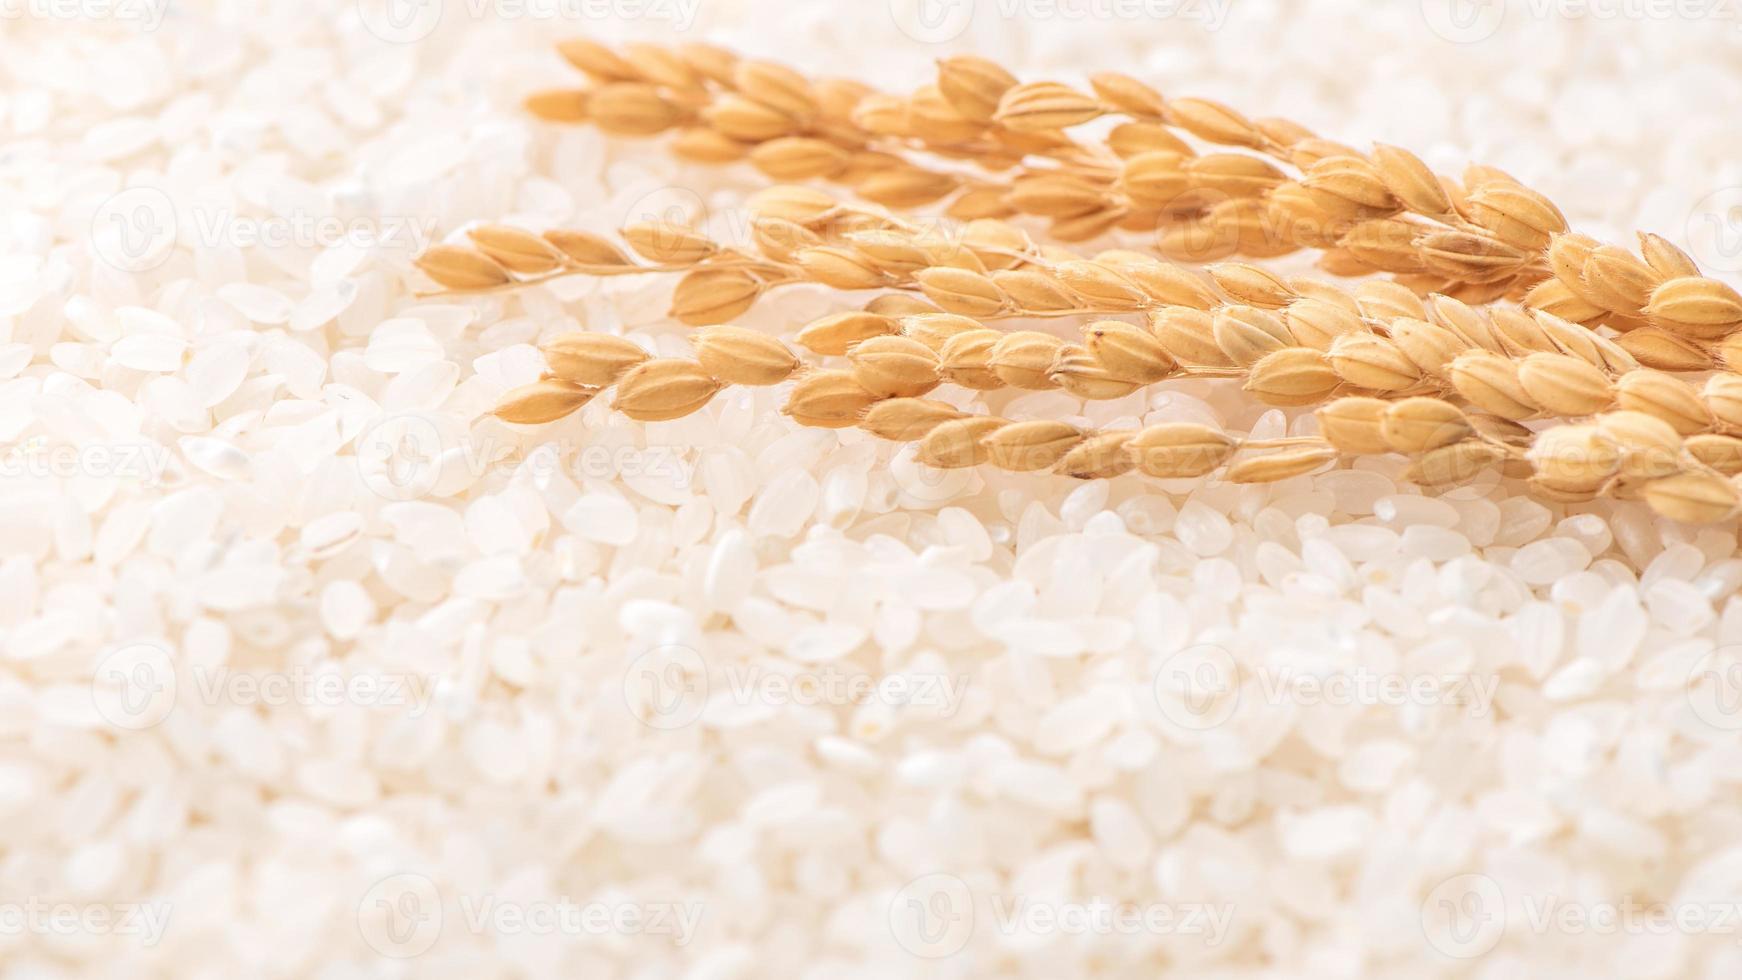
[749,138,852,181]
[1225,445,1338,484]
[1618,328,1714,372]
[848,336,942,398]
[994,82,1105,130]
[1372,143,1452,217]
[918,416,1010,468]
[1127,424,1237,478]
[612,360,723,422]
[1327,333,1421,391]
[733,60,819,119]
[1083,320,1176,383]
[1213,307,1292,366]
[501,43,1742,470]
[1646,277,1742,339]
[524,89,590,123]
[1048,344,1143,400]
[1642,471,1742,524]
[414,245,510,291]
[671,127,752,163]
[557,39,637,81]
[541,334,650,387]
[937,330,1004,391]
[493,379,597,425]
[796,312,901,356]
[989,332,1067,390]
[1089,72,1166,119]
[467,226,565,275]
[1056,431,1138,479]
[691,327,800,387]
[1165,97,1267,148]
[543,230,635,267]
[937,55,1018,122]
[1686,434,1742,476]
[914,267,1007,317]
[859,398,964,442]
[668,269,764,325]
[622,224,718,264]
[1210,263,1299,309]
[587,83,688,136]
[1316,397,1392,455]
[983,421,1086,471]
[1515,353,1614,417]
[1243,348,1339,407]
[784,372,882,429]
[1376,398,1470,455]
[1408,440,1505,487]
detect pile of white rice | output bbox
[6,1,1742,976]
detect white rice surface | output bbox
[5,1,1742,977]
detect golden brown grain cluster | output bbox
[419,39,1742,524]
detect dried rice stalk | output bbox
[502,344,1742,523]
[502,235,1742,439]
[520,40,1742,342]
[494,340,1337,484]
[421,181,1741,363]
[503,320,1742,522]
[1317,397,1742,523]
[415,196,1443,329]
[526,41,1111,221]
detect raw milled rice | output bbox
[6,1,1742,977]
